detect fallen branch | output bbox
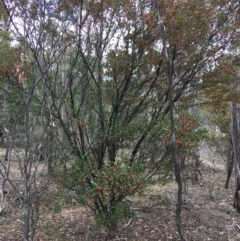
[121,219,132,229]
[229,221,240,230]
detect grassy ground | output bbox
[0,148,240,241]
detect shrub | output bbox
[60,157,146,230]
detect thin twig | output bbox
[229,221,240,230]
[121,218,132,229]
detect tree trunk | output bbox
[47,125,54,175]
[225,151,234,189]
[231,75,240,212]
[153,1,185,240]
[23,185,30,241]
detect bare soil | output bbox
[0,148,240,241]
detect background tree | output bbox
[0,3,57,241]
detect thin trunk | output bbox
[23,186,30,241]
[47,126,54,175]
[225,153,233,189]
[231,74,240,212]
[231,101,240,211]
[153,1,185,240]
[231,102,239,174]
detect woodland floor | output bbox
[0,148,240,241]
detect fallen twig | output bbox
[229,221,240,230]
[121,218,132,229]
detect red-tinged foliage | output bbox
[1,0,240,235]
[202,56,240,113]
[176,110,207,156]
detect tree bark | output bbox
[225,151,233,189]
[231,102,240,211]
[231,74,240,212]
[153,1,185,240]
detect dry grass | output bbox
[0,148,240,241]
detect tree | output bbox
[201,57,233,188]
[1,0,240,238]
[231,73,240,212]
[152,0,239,239]
[0,5,55,241]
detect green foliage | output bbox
[96,199,135,230]
[160,196,171,207]
[150,194,171,207]
[43,188,76,214]
[1,0,239,238]
[140,205,151,213]
[60,157,146,229]
[44,202,62,213]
